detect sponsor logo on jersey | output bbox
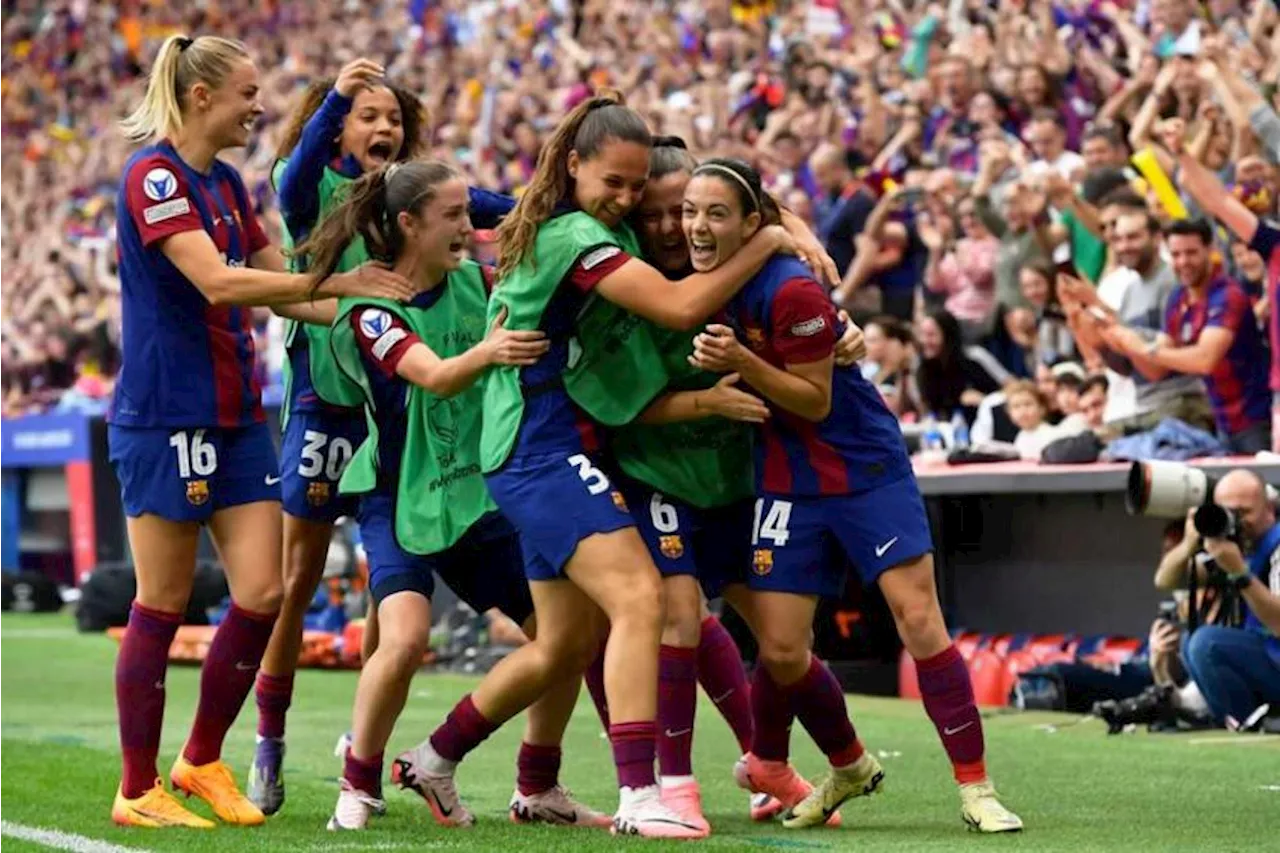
[580,245,621,270]
[790,316,827,337]
[611,490,629,512]
[186,480,210,506]
[752,548,773,576]
[143,197,191,225]
[659,534,684,560]
[306,481,330,506]
[142,167,179,201]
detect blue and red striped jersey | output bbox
[726,255,912,496]
[110,141,271,429]
[1164,273,1271,435]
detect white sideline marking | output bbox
[1187,735,1279,746]
[0,821,151,853]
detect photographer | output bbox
[1155,470,1280,728]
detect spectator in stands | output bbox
[1017,260,1075,366]
[1006,378,1089,461]
[971,143,1056,311]
[1078,374,1110,432]
[1155,470,1280,729]
[860,316,915,418]
[1102,218,1272,453]
[912,309,1005,425]
[1025,109,1086,182]
[1080,123,1131,173]
[809,141,874,280]
[921,197,999,342]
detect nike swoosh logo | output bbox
[711,689,735,704]
[264,474,281,486]
[545,807,579,823]
[944,721,974,736]
[429,789,453,817]
[235,661,258,672]
[154,681,165,690]
[664,728,693,738]
[875,536,899,558]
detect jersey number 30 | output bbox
[169,430,217,478]
[299,430,354,481]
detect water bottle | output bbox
[922,413,944,451]
[950,411,970,449]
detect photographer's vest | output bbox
[481,212,669,472]
[329,262,495,555]
[272,158,367,420]
[611,328,755,509]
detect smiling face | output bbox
[682,174,761,272]
[1007,388,1046,431]
[196,57,264,149]
[569,138,651,228]
[916,315,944,359]
[635,171,692,273]
[341,86,405,172]
[398,177,473,273]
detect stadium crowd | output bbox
[5,0,1280,458]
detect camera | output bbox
[1192,503,1240,540]
[1125,460,1216,520]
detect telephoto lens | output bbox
[1193,503,1238,540]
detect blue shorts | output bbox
[358,493,534,624]
[109,423,279,523]
[749,474,933,596]
[279,408,365,522]
[485,450,635,582]
[617,478,752,599]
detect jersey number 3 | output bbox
[169,430,217,478]
[567,453,610,495]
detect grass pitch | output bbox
[2,611,1277,852]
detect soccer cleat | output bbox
[327,779,383,831]
[332,733,386,816]
[611,785,708,839]
[111,779,215,828]
[781,752,884,829]
[660,780,712,836]
[750,791,784,822]
[170,755,265,826]
[734,753,842,827]
[390,744,475,828]
[509,785,613,828]
[960,780,1023,833]
[246,736,285,816]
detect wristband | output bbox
[1228,572,1253,593]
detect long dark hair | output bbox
[494,89,651,279]
[689,158,783,226]
[916,308,968,416]
[649,135,698,180]
[275,78,427,162]
[292,160,462,284]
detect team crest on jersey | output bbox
[186,480,210,506]
[306,482,330,506]
[752,548,773,576]
[143,167,179,201]
[611,490,629,512]
[659,535,684,559]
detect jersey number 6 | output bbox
[169,430,217,478]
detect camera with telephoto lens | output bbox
[1126,461,1240,541]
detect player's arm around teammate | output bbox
[106,34,412,831]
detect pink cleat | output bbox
[734,753,842,828]
[660,780,712,836]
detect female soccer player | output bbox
[250,57,514,815]
[471,91,792,838]
[108,34,411,829]
[685,158,1024,833]
[294,160,609,832]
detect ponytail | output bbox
[120,34,250,144]
[293,160,462,289]
[494,89,651,279]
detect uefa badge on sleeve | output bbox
[752,548,773,576]
[307,482,330,507]
[186,480,210,506]
[659,535,684,560]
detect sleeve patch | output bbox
[371,328,409,361]
[143,198,192,225]
[789,316,828,337]
[359,309,394,340]
[142,167,180,201]
[581,245,622,270]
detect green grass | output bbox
[2,612,1277,852]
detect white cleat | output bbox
[509,785,612,828]
[960,780,1023,833]
[326,780,383,831]
[390,743,475,828]
[611,785,708,839]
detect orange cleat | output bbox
[111,779,214,828]
[170,755,265,826]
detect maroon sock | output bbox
[117,602,182,799]
[749,665,795,762]
[916,645,986,784]
[697,616,753,753]
[343,747,383,799]
[429,694,499,763]
[584,641,610,730]
[516,742,561,796]
[656,645,698,778]
[788,657,864,767]
[255,672,294,740]
[183,604,277,766]
[609,721,656,789]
